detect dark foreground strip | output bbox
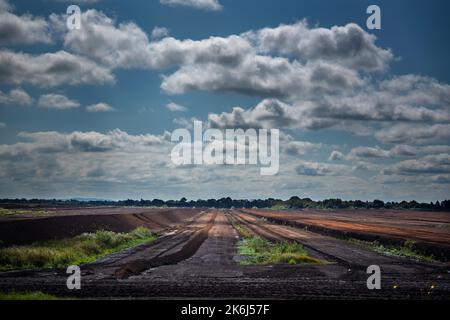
[0,300,445,319]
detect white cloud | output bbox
[55,10,395,100]
[57,10,253,71]
[161,57,363,98]
[0,0,52,45]
[244,21,393,72]
[0,0,12,11]
[205,72,450,132]
[0,129,172,197]
[86,102,114,112]
[160,0,222,11]
[151,26,170,40]
[56,10,154,69]
[329,150,344,161]
[0,7,448,200]
[54,0,99,3]
[0,88,32,106]
[0,129,168,157]
[295,161,349,176]
[284,141,320,156]
[166,102,187,112]
[0,122,5,128]
[38,94,80,110]
[348,146,391,159]
[376,124,450,145]
[384,154,450,175]
[0,49,115,87]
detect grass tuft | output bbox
[238,236,327,265]
[0,227,156,271]
[350,239,437,263]
[0,291,65,300]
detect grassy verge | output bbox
[228,215,326,265]
[0,208,50,217]
[349,239,437,263]
[0,291,66,300]
[0,227,156,271]
[238,236,327,265]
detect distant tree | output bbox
[373,199,384,209]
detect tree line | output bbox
[0,197,449,211]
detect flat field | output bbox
[0,207,448,299]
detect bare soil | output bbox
[0,208,448,299]
[0,208,203,247]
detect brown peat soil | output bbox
[0,208,448,299]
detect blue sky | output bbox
[0,0,449,201]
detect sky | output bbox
[0,0,449,202]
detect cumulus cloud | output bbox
[54,10,155,69]
[0,0,52,45]
[206,72,450,132]
[166,102,187,112]
[38,94,80,110]
[0,129,177,198]
[384,154,450,175]
[86,102,114,112]
[338,144,450,163]
[0,6,448,199]
[244,21,393,72]
[56,10,253,70]
[0,0,12,11]
[54,10,396,100]
[347,146,391,159]
[329,150,344,161]
[376,124,450,145]
[295,161,349,176]
[0,129,168,158]
[151,26,170,40]
[284,141,320,156]
[160,0,222,11]
[0,49,115,87]
[55,10,447,133]
[161,57,363,98]
[0,88,32,106]
[53,0,99,3]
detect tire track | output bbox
[114,211,218,279]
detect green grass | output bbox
[0,291,65,300]
[0,208,32,217]
[238,236,327,265]
[350,239,437,263]
[0,227,156,271]
[0,208,53,217]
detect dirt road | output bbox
[0,209,448,299]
